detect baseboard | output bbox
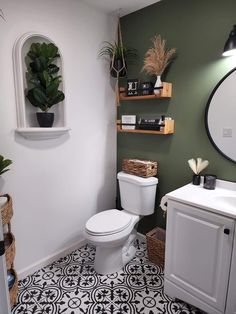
[18,238,87,280]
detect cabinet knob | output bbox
[224,228,230,235]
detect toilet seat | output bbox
[85,209,132,236]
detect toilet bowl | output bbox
[84,171,158,275]
[85,209,139,274]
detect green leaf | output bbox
[46,80,60,97]
[33,87,47,105]
[48,90,65,108]
[0,155,12,176]
[48,64,59,74]
[43,71,51,87]
[27,89,43,107]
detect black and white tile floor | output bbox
[12,238,204,314]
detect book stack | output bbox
[138,117,164,131]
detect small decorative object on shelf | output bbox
[26,42,65,128]
[121,115,136,130]
[140,82,153,95]
[142,35,176,95]
[122,158,158,177]
[188,158,209,185]
[127,79,139,96]
[138,115,166,131]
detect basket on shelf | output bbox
[0,194,13,225]
[146,227,166,269]
[9,268,18,307]
[4,224,16,270]
[122,158,157,177]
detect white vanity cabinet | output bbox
[164,199,235,314]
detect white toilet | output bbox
[84,171,158,275]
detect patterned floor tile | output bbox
[12,238,204,314]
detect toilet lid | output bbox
[85,209,132,235]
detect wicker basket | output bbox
[9,268,18,307]
[0,194,13,225]
[122,159,157,177]
[4,226,16,270]
[146,227,166,269]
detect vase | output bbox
[36,112,54,127]
[192,174,201,185]
[154,75,162,95]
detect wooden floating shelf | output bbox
[119,82,172,101]
[117,119,175,135]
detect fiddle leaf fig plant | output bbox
[26,42,65,113]
[0,155,12,176]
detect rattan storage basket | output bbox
[0,194,13,225]
[4,228,16,270]
[146,227,166,269]
[122,159,157,177]
[9,268,18,307]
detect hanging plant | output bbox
[26,42,65,127]
[99,41,137,78]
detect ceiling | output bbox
[81,0,161,16]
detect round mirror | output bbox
[205,68,236,163]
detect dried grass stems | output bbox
[142,35,176,76]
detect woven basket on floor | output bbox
[9,268,18,307]
[122,159,157,177]
[146,227,166,269]
[0,194,13,225]
[4,225,16,270]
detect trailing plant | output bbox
[142,35,176,76]
[99,41,137,77]
[0,155,12,176]
[99,41,137,61]
[26,42,65,112]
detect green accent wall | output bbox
[119,0,236,234]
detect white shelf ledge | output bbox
[16,127,70,140]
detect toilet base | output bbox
[94,236,137,275]
[95,245,123,275]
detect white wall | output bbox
[0,0,117,273]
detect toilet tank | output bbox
[117,171,158,215]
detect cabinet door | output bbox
[165,200,234,312]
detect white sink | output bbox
[213,195,236,209]
[166,178,236,218]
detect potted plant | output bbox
[26,42,65,127]
[0,155,12,176]
[99,41,137,78]
[142,35,176,94]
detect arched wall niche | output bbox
[13,32,70,140]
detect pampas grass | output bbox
[188,158,209,175]
[142,35,176,76]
